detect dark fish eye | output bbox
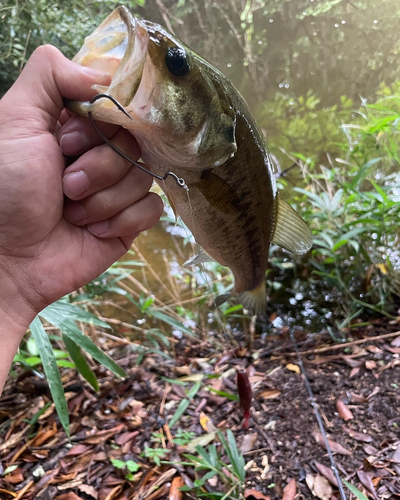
[165,47,190,77]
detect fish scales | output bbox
[66,6,313,313]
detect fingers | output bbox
[6,45,111,126]
[58,114,120,156]
[87,193,164,238]
[62,127,140,199]
[64,165,153,224]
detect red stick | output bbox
[237,370,252,429]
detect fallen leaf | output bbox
[56,494,84,500]
[259,389,281,400]
[314,462,338,487]
[78,484,98,499]
[391,336,400,347]
[286,363,300,374]
[366,345,382,354]
[306,473,332,500]
[341,355,363,368]
[240,433,258,453]
[313,433,351,455]
[365,360,377,370]
[282,478,296,500]
[4,473,24,484]
[363,444,378,455]
[357,470,378,499]
[343,426,373,443]
[66,444,92,456]
[336,399,354,421]
[349,367,361,378]
[244,489,271,500]
[169,476,184,500]
[391,442,400,463]
[199,412,217,433]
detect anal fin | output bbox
[238,282,267,315]
[272,194,313,254]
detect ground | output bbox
[0,320,399,500]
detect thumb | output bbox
[5,45,111,129]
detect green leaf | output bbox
[60,320,126,378]
[2,465,18,476]
[40,301,110,329]
[342,480,369,500]
[208,388,239,401]
[63,334,99,391]
[126,460,141,473]
[111,459,126,469]
[30,317,69,438]
[169,399,190,428]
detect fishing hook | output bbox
[87,93,187,189]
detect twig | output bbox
[285,330,400,356]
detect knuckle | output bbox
[31,44,60,64]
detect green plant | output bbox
[141,446,170,467]
[177,430,246,499]
[110,459,141,481]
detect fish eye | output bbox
[165,47,190,77]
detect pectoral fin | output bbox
[272,195,313,254]
[194,171,237,213]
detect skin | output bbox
[70,10,278,306]
[0,45,163,394]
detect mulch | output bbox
[0,320,400,500]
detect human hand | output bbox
[0,45,163,335]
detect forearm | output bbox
[0,328,26,394]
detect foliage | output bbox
[179,430,246,499]
[273,82,400,326]
[0,0,143,95]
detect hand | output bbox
[0,45,163,335]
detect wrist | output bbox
[0,260,38,337]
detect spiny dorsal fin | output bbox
[272,194,313,254]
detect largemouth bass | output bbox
[66,6,313,313]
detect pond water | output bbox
[93,0,400,332]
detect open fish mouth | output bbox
[73,6,149,112]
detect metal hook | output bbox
[87,94,187,189]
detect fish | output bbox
[65,6,313,314]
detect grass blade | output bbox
[342,480,369,500]
[60,320,126,378]
[62,334,99,391]
[30,316,70,437]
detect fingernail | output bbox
[87,220,110,236]
[63,170,90,199]
[60,131,89,156]
[80,66,111,85]
[64,203,87,223]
